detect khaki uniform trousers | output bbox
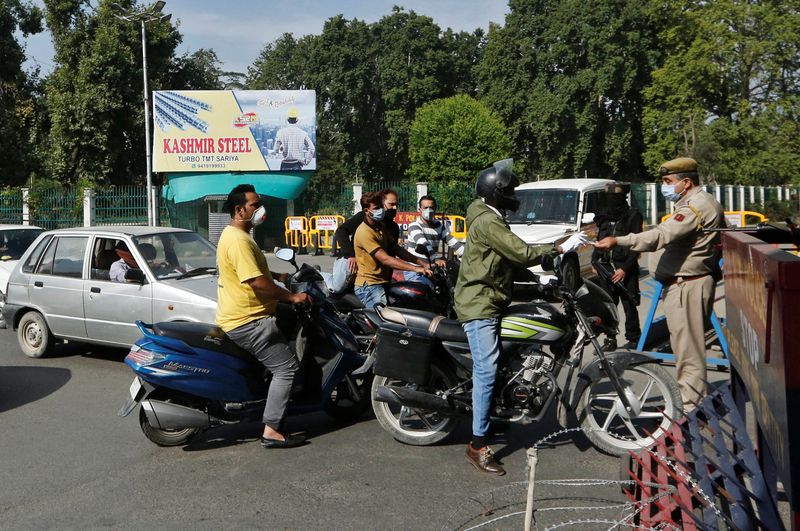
[663,275,715,410]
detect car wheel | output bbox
[18,311,54,358]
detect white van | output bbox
[506,178,615,288]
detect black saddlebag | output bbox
[373,323,435,386]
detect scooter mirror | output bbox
[414,243,432,261]
[275,248,295,262]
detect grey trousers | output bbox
[226,316,298,429]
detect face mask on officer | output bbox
[661,178,689,203]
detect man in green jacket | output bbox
[455,159,588,475]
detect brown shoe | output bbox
[465,444,506,475]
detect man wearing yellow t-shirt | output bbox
[353,191,432,308]
[216,184,310,449]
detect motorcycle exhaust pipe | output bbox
[142,400,211,430]
[374,385,459,415]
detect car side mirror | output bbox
[125,268,146,284]
[581,212,595,224]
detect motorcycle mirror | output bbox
[415,243,432,260]
[540,252,556,272]
[275,248,299,272]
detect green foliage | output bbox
[748,198,800,223]
[408,95,512,183]
[477,0,660,181]
[0,0,44,185]
[247,8,482,184]
[642,0,800,184]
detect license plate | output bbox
[129,377,142,399]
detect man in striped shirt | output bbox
[404,195,464,285]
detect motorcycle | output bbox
[118,249,371,447]
[368,253,682,456]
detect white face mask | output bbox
[421,208,435,221]
[246,205,267,226]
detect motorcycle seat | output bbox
[376,306,467,343]
[152,321,253,362]
[329,292,364,313]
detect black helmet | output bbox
[476,158,521,212]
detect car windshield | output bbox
[505,189,579,225]
[133,232,216,280]
[0,228,45,260]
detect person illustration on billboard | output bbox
[274,106,316,171]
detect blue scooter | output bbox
[118,249,371,447]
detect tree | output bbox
[408,95,512,183]
[477,0,660,181]
[0,0,44,185]
[42,0,227,186]
[642,0,800,184]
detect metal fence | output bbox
[95,186,148,226]
[28,187,81,230]
[0,188,23,224]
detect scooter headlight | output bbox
[126,344,165,367]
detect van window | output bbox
[583,191,606,217]
[507,189,579,225]
[22,235,52,273]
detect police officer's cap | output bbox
[659,157,698,176]
[603,182,631,194]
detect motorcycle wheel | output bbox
[323,374,373,422]
[371,359,459,446]
[138,396,202,447]
[577,361,681,456]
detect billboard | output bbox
[153,90,316,172]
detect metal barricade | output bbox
[284,216,309,250]
[308,214,344,255]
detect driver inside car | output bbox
[110,241,155,282]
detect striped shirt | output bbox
[405,217,464,261]
[275,125,315,165]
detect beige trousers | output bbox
[663,275,715,410]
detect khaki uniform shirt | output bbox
[615,187,724,283]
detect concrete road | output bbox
[0,253,727,530]
[0,332,631,530]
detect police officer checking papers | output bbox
[593,157,724,411]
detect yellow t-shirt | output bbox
[354,221,395,286]
[215,226,276,332]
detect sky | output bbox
[20,0,511,74]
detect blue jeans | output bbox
[354,283,387,309]
[402,270,434,289]
[462,318,500,438]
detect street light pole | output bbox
[140,19,155,225]
[113,1,170,227]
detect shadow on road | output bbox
[0,365,71,413]
[44,342,129,362]
[181,410,376,452]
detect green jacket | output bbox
[454,199,551,322]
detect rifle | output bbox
[592,259,637,303]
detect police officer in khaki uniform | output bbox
[594,157,724,409]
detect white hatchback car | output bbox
[0,225,45,328]
[506,178,615,288]
[2,226,219,357]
